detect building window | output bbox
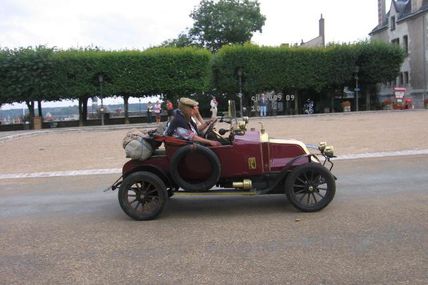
[404,71,409,86]
[403,35,409,55]
[390,16,396,30]
[391,38,400,45]
[399,73,404,86]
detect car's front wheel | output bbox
[118,171,168,220]
[285,163,336,212]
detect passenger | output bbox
[165,97,221,147]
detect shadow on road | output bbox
[160,194,297,220]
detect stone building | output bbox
[370,0,428,108]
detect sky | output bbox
[0,0,379,109]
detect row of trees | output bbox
[211,42,404,109]
[0,47,212,125]
[0,41,404,126]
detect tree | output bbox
[160,33,195,48]
[0,46,57,127]
[188,0,266,52]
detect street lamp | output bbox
[98,74,104,125]
[237,68,243,117]
[354,66,360,112]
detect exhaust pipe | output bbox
[232,179,252,190]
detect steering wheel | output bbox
[204,118,217,137]
[204,118,229,145]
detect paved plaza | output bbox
[1,109,428,176]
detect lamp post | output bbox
[98,74,104,125]
[354,66,359,112]
[237,68,243,117]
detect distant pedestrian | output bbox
[166,99,174,120]
[259,94,267,117]
[147,101,153,123]
[210,96,218,119]
[154,100,161,123]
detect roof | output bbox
[370,0,428,35]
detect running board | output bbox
[174,189,256,196]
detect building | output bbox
[370,0,428,108]
[300,15,326,48]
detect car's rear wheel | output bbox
[118,171,168,220]
[285,163,335,212]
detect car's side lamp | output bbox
[238,120,246,131]
[319,142,334,157]
[318,142,327,152]
[259,122,269,142]
[324,146,335,158]
[259,122,265,134]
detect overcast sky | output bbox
[1,0,379,109]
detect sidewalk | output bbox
[1,110,427,175]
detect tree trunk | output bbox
[78,97,89,126]
[25,100,35,129]
[37,100,43,118]
[78,98,84,127]
[365,91,370,111]
[294,90,299,115]
[82,98,88,124]
[124,95,130,124]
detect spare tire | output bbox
[170,144,221,191]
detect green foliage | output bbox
[48,47,212,106]
[354,41,404,84]
[0,42,403,113]
[0,46,212,123]
[52,49,104,101]
[211,42,403,95]
[189,0,266,51]
[160,33,195,48]
[0,46,57,105]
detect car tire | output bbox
[285,163,336,212]
[170,144,221,191]
[118,171,168,220]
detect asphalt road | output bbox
[1,156,427,284]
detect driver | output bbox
[164,97,221,147]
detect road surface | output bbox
[1,155,427,284]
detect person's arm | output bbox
[174,127,220,146]
[192,135,221,146]
[193,108,205,126]
[196,119,214,132]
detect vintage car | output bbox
[107,101,336,220]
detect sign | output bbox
[343,86,354,98]
[248,157,257,170]
[394,87,406,99]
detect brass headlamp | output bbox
[318,142,335,158]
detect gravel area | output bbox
[1,110,427,174]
